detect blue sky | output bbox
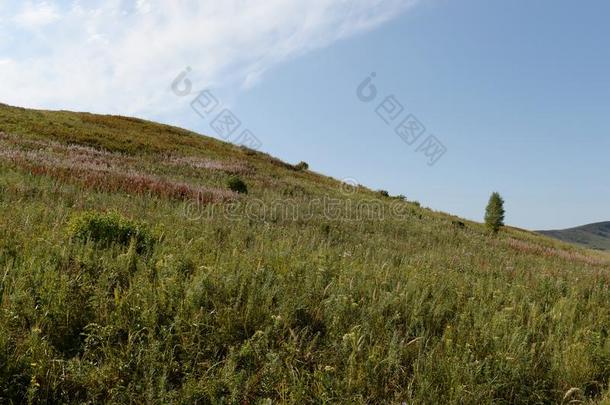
[1,0,609,230]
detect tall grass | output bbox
[1,104,610,403]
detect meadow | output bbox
[1,104,610,403]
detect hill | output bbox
[539,222,610,251]
[1,103,610,403]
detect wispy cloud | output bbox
[13,1,60,29]
[0,0,419,116]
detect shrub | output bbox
[452,220,466,229]
[377,190,389,198]
[227,176,248,194]
[294,161,309,171]
[67,210,156,253]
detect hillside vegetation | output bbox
[539,222,610,251]
[2,103,610,403]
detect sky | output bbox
[1,0,609,230]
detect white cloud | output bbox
[135,0,152,14]
[0,0,418,117]
[13,1,60,29]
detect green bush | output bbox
[294,161,309,171]
[227,176,248,194]
[67,210,156,253]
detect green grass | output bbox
[1,103,610,403]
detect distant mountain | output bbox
[538,222,610,251]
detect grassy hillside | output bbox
[539,222,610,251]
[2,103,610,403]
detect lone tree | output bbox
[485,192,505,234]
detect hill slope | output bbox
[1,103,610,403]
[539,222,610,251]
